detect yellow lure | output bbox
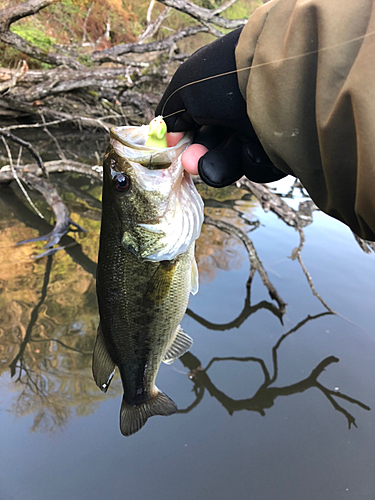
[145,116,168,149]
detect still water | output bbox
[0,166,374,500]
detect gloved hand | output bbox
[156,28,286,186]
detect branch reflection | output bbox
[179,312,370,429]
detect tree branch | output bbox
[157,0,246,29]
[92,25,209,62]
[0,0,55,30]
[0,2,85,71]
[138,3,172,43]
[0,159,103,183]
[0,128,48,179]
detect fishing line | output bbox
[163,109,187,120]
[161,28,375,118]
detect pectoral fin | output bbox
[120,390,177,436]
[190,258,199,295]
[146,260,176,304]
[92,324,115,393]
[163,325,193,365]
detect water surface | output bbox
[0,167,374,500]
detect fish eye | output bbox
[113,173,130,193]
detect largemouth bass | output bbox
[93,124,204,436]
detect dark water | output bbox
[0,169,374,500]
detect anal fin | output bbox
[120,390,177,437]
[163,325,193,365]
[92,324,115,393]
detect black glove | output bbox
[156,28,286,187]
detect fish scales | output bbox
[93,124,204,436]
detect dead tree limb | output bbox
[0,138,87,253]
[0,128,48,179]
[0,0,55,28]
[0,0,85,70]
[9,67,137,102]
[236,178,317,229]
[352,233,375,254]
[0,60,28,93]
[17,170,86,251]
[0,159,103,182]
[0,98,117,129]
[92,25,209,62]
[157,0,246,29]
[138,2,172,43]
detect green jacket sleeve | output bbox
[235,0,375,240]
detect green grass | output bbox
[11,25,57,52]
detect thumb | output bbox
[198,134,245,188]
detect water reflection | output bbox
[179,313,371,428]
[0,177,371,434]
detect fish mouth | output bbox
[110,126,192,170]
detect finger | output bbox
[181,144,208,175]
[198,134,244,187]
[166,132,184,148]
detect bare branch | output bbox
[0,98,118,130]
[138,1,172,44]
[352,233,375,254]
[17,171,86,249]
[157,0,246,29]
[9,66,137,102]
[0,159,103,183]
[0,128,48,178]
[82,2,94,44]
[1,137,45,218]
[0,0,55,30]
[92,25,209,62]
[0,28,85,71]
[0,60,28,93]
[0,0,85,69]
[211,0,240,16]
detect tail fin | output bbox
[120,391,177,437]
